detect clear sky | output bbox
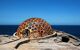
[0,0,80,25]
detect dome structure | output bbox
[14,18,53,39]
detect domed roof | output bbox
[15,18,53,39]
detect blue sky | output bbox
[0,0,80,25]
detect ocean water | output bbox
[0,25,80,38]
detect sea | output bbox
[0,25,80,38]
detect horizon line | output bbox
[0,24,80,25]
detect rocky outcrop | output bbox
[0,30,80,50]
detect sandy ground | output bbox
[0,35,80,50]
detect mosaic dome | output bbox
[15,18,53,39]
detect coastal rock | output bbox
[16,38,80,50]
[0,30,80,50]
